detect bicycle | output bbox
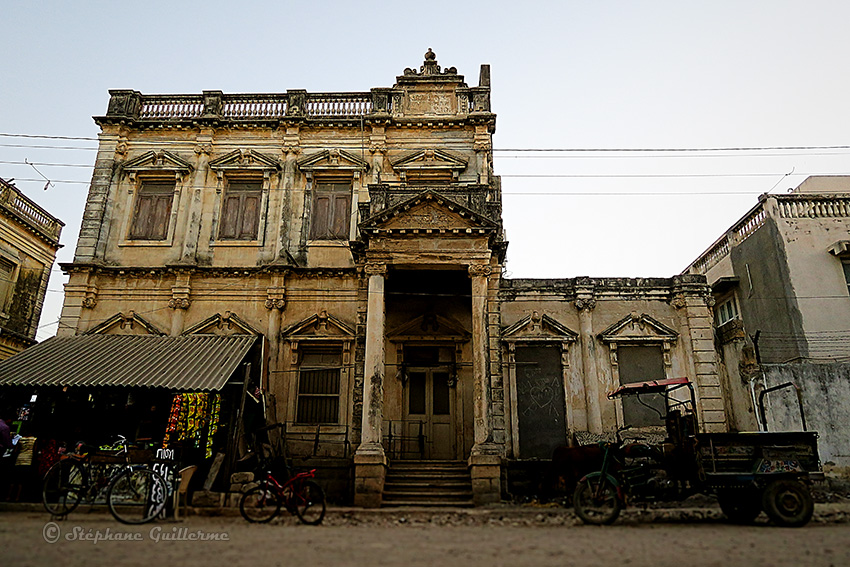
[42,435,169,525]
[239,463,326,525]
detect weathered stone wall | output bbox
[760,362,850,467]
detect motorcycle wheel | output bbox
[573,476,622,525]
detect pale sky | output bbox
[4,1,850,340]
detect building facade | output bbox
[686,176,850,464]
[0,177,63,359]
[59,51,727,505]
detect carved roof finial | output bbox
[425,48,436,61]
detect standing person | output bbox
[0,410,16,500]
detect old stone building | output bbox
[686,176,850,466]
[45,51,727,505]
[0,177,63,360]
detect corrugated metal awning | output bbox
[0,334,258,390]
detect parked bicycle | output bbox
[42,435,169,524]
[239,460,326,525]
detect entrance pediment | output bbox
[361,191,498,234]
[387,313,470,342]
[599,313,678,343]
[502,311,578,343]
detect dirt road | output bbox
[3,510,849,567]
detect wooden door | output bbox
[404,368,455,460]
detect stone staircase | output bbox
[382,460,474,507]
[382,460,473,508]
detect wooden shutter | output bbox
[130,181,174,240]
[311,181,351,240]
[219,180,262,240]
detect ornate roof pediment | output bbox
[390,149,468,179]
[387,312,470,342]
[296,149,369,173]
[121,150,194,175]
[209,149,281,172]
[599,313,679,343]
[502,311,578,343]
[360,191,498,234]
[182,312,262,336]
[84,311,167,336]
[283,310,355,340]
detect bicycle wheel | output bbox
[42,459,86,516]
[573,475,622,525]
[240,483,281,523]
[293,480,326,526]
[107,467,168,525]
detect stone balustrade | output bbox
[0,180,64,243]
[104,90,389,122]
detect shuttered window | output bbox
[0,257,16,312]
[129,181,174,240]
[310,181,351,240]
[297,351,341,424]
[219,180,262,240]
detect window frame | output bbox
[714,295,740,327]
[128,179,176,241]
[309,179,352,241]
[217,178,263,241]
[295,349,342,425]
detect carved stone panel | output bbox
[405,91,455,116]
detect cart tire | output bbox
[761,479,814,527]
[574,476,622,525]
[717,489,761,524]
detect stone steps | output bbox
[383,460,473,507]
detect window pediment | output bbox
[502,311,578,343]
[182,312,262,336]
[283,310,355,340]
[599,313,678,344]
[296,149,369,175]
[209,149,281,173]
[121,150,193,178]
[84,311,167,336]
[390,149,468,182]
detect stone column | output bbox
[353,262,388,507]
[468,263,501,505]
[168,272,191,336]
[576,289,602,434]
[180,138,212,263]
[265,277,286,422]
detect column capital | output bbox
[574,297,597,312]
[364,262,388,277]
[467,264,492,278]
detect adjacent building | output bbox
[7,51,730,505]
[685,176,850,465]
[0,177,63,359]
